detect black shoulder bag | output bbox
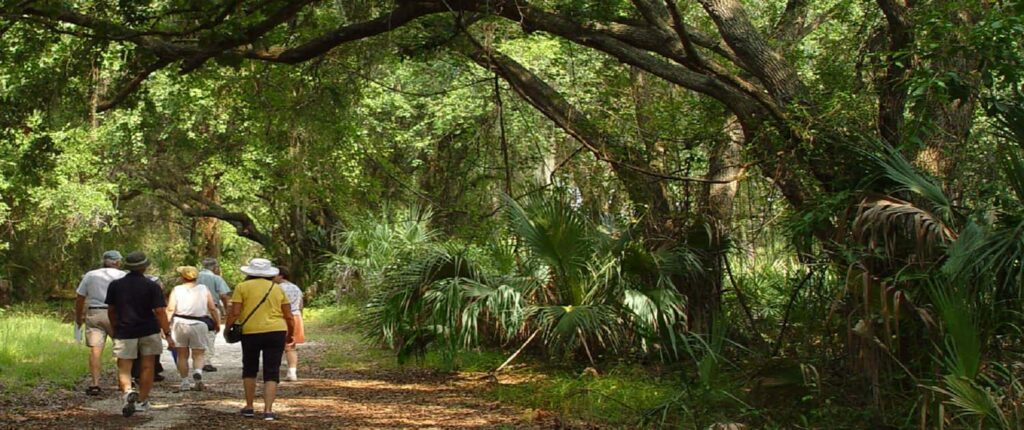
[225,281,275,344]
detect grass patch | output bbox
[304,304,394,371]
[490,364,684,427]
[304,304,360,327]
[423,349,507,372]
[0,307,91,392]
[306,304,508,373]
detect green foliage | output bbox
[360,190,695,369]
[2,0,1024,427]
[848,102,1024,426]
[324,206,439,300]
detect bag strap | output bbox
[238,280,275,328]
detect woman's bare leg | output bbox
[191,349,205,373]
[175,348,190,377]
[263,381,278,413]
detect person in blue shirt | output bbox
[197,258,231,371]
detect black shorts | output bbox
[240,331,286,382]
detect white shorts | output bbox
[172,321,210,350]
[113,333,163,359]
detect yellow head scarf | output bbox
[176,266,199,281]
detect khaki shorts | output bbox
[172,321,210,350]
[84,309,112,348]
[112,333,163,359]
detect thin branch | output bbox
[367,155,438,205]
[773,268,815,356]
[492,328,540,374]
[550,145,587,184]
[97,59,171,112]
[338,63,492,97]
[178,0,317,73]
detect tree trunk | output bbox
[197,181,221,258]
[688,116,744,333]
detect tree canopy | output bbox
[2,0,1024,427]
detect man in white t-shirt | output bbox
[74,250,126,395]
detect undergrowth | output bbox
[491,364,684,427]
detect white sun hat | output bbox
[240,258,279,277]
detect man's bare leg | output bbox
[138,355,155,402]
[89,344,105,387]
[116,358,134,393]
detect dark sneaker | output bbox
[154,373,165,382]
[240,408,254,418]
[202,364,217,372]
[263,412,277,421]
[122,392,139,417]
[85,386,101,396]
[192,372,204,391]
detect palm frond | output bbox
[503,193,594,304]
[941,221,988,281]
[930,375,1011,429]
[993,96,1024,203]
[861,139,955,222]
[992,94,1024,152]
[530,304,624,354]
[999,147,1024,204]
[927,279,981,379]
[853,195,957,260]
[973,215,1024,302]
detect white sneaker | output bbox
[192,372,204,391]
[122,391,138,417]
[285,373,297,382]
[179,379,192,392]
[136,400,150,412]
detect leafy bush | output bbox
[361,190,701,368]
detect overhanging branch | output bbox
[145,178,272,247]
[465,41,746,185]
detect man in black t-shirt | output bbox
[131,273,167,384]
[105,251,174,418]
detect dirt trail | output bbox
[9,334,530,429]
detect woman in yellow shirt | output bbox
[224,258,294,421]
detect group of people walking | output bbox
[74,251,305,421]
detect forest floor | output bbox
[1,324,540,429]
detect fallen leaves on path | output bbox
[2,341,545,429]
